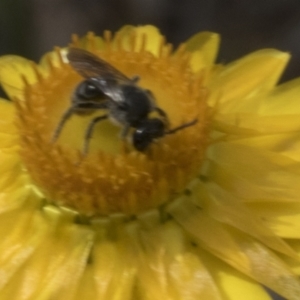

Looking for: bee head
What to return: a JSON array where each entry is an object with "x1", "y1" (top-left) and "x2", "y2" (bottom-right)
[{"x1": 132, "y1": 118, "x2": 165, "y2": 151}]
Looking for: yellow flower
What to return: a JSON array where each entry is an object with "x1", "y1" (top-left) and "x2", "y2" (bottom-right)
[{"x1": 0, "y1": 25, "x2": 300, "y2": 300}]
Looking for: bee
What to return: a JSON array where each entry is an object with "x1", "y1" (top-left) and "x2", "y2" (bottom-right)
[{"x1": 52, "y1": 48, "x2": 197, "y2": 153}]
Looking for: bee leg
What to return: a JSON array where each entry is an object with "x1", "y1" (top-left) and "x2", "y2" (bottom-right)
[
  {"x1": 51, "y1": 107, "x2": 74, "y2": 143},
  {"x1": 83, "y1": 115, "x2": 108, "y2": 155},
  {"x1": 120, "y1": 123, "x2": 130, "y2": 139},
  {"x1": 154, "y1": 107, "x2": 170, "y2": 127},
  {"x1": 131, "y1": 75, "x2": 140, "y2": 84},
  {"x1": 119, "y1": 124, "x2": 131, "y2": 153}
]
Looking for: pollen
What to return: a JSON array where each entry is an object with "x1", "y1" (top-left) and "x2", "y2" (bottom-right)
[{"x1": 16, "y1": 31, "x2": 209, "y2": 216}]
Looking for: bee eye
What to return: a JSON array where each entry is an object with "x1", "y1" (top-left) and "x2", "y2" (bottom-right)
[{"x1": 76, "y1": 80, "x2": 104, "y2": 100}]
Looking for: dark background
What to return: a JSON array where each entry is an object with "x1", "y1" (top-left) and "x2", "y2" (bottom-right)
[
  {"x1": 0, "y1": 1, "x2": 298, "y2": 299},
  {"x1": 1, "y1": 0, "x2": 300, "y2": 83}
]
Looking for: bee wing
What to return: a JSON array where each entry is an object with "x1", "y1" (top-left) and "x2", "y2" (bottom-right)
[
  {"x1": 67, "y1": 48, "x2": 134, "y2": 104},
  {"x1": 67, "y1": 48, "x2": 132, "y2": 83}
]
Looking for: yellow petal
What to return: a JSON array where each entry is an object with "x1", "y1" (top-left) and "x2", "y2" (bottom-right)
[
  {"x1": 222, "y1": 77, "x2": 300, "y2": 115},
  {"x1": 0, "y1": 99, "x2": 14, "y2": 119},
  {"x1": 113, "y1": 25, "x2": 136, "y2": 41},
  {"x1": 38, "y1": 48, "x2": 69, "y2": 75},
  {"x1": 259, "y1": 77, "x2": 300, "y2": 115},
  {"x1": 281, "y1": 240, "x2": 300, "y2": 275},
  {"x1": 4, "y1": 211, "x2": 94, "y2": 300},
  {"x1": 167, "y1": 196, "x2": 249, "y2": 269},
  {"x1": 201, "y1": 182, "x2": 297, "y2": 258},
  {"x1": 92, "y1": 238, "x2": 137, "y2": 300},
  {"x1": 215, "y1": 113, "x2": 300, "y2": 135},
  {"x1": 205, "y1": 159, "x2": 299, "y2": 202},
  {"x1": 74, "y1": 265, "x2": 96, "y2": 300},
  {"x1": 185, "y1": 31, "x2": 220, "y2": 72},
  {"x1": 0, "y1": 99, "x2": 16, "y2": 139},
  {"x1": 116, "y1": 25, "x2": 164, "y2": 55},
  {"x1": 229, "y1": 133, "x2": 300, "y2": 154},
  {"x1": 0, "y1": 200, "x2": 45, "y2": 295},
  {"x1": 209, "y1": 50, "x2": 290, "y2": 108},
  {"x1": 228, "y1": 228, "x2": 300, "y2": 300},
  {"x1": 196, "y1": 247, "x2": 272, "y2": 300},
  {"x1": 169, "y1": 253, "x2": 223, "y2": 300},
  {"x1": 207, "y1": 142, "x2": 300, "y2": 202},
  {"x1": 226, "y1": 133, "x2": 300, "y2": 163},
  {"x1": 0, "y1": 215, "x2": 49, "y2": 300},
  {"x1": 74, "y1": 31, "x2": 105, "y2": 51},
  {"x1": 134, "y1": 25, "x2": 164, "y2": 55},
  {"x1": 0, "y1": 176, "x2": 31, "y2": 214},
  {"x1": 248, "y1": 202, "x2": 300, "y2": 238},
  {"x1": 137, "y1": 222, "x2": 222, "y2": 300},
  {"x1": 137, "y1": 223, "x2": 186, "y2": 299},
  {"x1": 0, "y1": 55, "x2": 38, "y2": 100}
]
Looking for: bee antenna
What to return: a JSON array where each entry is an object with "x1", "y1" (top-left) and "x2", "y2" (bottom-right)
[
  {"x1": 51, "y1": 107, "x2": 74, "y2": 143},
  {"x1": 166, "y1": 118, "x2": 198, "y2": 135}
]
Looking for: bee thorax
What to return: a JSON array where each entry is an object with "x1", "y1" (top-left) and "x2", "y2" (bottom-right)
[{"x1": 120, "y1": 85, "x2": 153, "y2": 126}]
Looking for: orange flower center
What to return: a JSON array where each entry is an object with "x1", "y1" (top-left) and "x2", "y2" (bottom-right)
[{"x1": 17, "y1": 32, "x2": 209, "y2": 217}]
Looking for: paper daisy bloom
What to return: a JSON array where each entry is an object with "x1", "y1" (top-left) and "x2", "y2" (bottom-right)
[{"x1": 0, "y1": 25, "x2": 300, "y2": 300}]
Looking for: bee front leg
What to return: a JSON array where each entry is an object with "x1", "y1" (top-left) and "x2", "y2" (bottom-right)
[
  {"x1": 119, "y1": 123, "x2": 131, "y2": 139},
  {"x1": 51, "y1": 107, "x2": 74, "y2": 143},
  {"x1": 119, "y1": 123, "x2": 131, "y2": 153},
  {"x1": 154, "y1": 107, "x2": 170, "y2": 127},
  {"x1": 83, "y1": 115, "x2": 108, "y2": 155}
]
